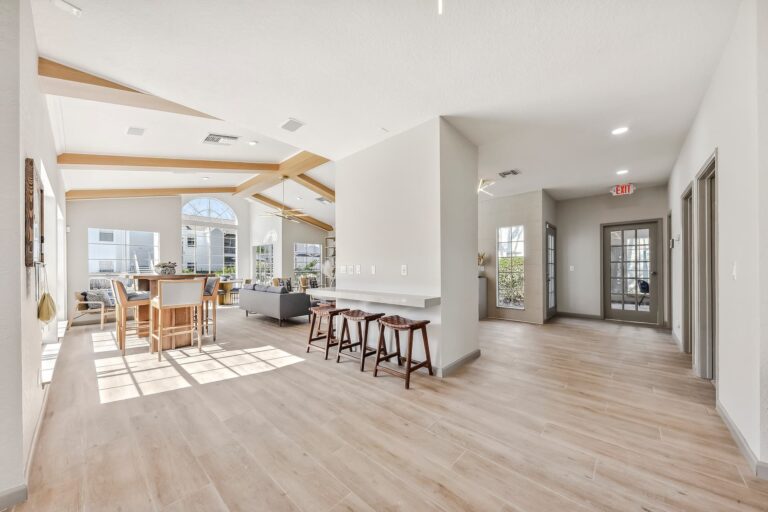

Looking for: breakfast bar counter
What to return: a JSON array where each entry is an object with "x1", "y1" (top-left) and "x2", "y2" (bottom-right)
[{"x1": 309, "y1": 288, "x2": 441, "y2": 308}]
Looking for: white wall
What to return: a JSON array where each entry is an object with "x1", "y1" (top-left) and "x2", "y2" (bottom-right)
[
  {"x1": 335, "y1": 118, "x2": 478, "y2": 371},
  {"x1": 478, "y1": 190, "x2": 545, "y2": 324},
  {"x1": 668, "y1": 0, "x2": 763, "y2": 460},
  {"x1": 0, "y1": 0, "x2": 67, "y2": 504},
  {"x1": 66, "y1": 196, "x2": 182, "y2": 312},
  {"x1": 556, "y1": 186, "x2": 668, "y2": 318},
  {"x1": 439, "y1": 118, "x2": 479, "y2": 366}
]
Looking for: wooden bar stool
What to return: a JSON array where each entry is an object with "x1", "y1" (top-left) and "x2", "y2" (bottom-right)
[
  {"x1": 306, "y1": 305, "x2": 349, "y2": 359},
  {"x1": 202, "y1": 276, "x2": 220, "y2": 341},
  {"x1": 374, "y1": 315, "x2": 434, "y2": 389},
  {"x1": 111, "y1": 280, "x2": 150, "y2": 355},
  {"x1": 150, "y1": 279, "x2": 205, "y2": 361},
  {"x1": 336, "y1": 310, "x2": 385, "y2": 371}
]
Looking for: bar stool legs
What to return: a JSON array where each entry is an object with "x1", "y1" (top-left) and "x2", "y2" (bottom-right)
[
  {"x1": 374, "y1": 316, "x2": 433, "y2": 389},
  {"x1": 336, "y1": 311, "x2": 384, "y2": 371},
  {"x1": 306, "y1": 307, "x2": 349, "y2": 359}
]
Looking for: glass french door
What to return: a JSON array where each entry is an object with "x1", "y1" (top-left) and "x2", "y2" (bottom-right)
[
  {"x1": 545, "y1": 224, "x2": 556, "y2": 319},
  {"x1": 603, "y1": 222, "x2": 659, "y2": 323}
]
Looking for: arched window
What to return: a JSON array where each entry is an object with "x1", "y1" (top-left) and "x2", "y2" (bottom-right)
[
  {"x1": 182, "y1": 197, "x2": 238, "y2": 224},
  {"x1": 181, "y1": 198, "x2": 238, "y2": 275}
]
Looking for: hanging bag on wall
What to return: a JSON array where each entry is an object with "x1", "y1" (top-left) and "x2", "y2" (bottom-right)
[{"x1": 37, "y1": 265, "x2": 57, "y2": 324}]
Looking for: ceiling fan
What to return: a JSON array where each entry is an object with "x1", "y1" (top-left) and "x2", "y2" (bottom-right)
[{"x1": 260, "y1": 176, "x2": 309, "y2": 221}]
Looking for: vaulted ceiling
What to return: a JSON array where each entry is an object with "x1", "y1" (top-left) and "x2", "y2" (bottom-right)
[{"x1": 32, "y1": 0, "x2": 740, "y2": 203}]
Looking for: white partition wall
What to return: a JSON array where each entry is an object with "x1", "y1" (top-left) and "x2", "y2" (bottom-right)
[{"x1": 335, "y1": 118, "x2": 479, "y2": 374}]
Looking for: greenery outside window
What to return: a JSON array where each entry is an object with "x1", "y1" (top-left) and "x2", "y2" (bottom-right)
[
  {"x1": 497, "y1": 225, "x2": 524, "y2": 309},
  {"x1": 253, "y1": 244, "x2": 274, "y2": 284},
  {"x1": 294, "y1": 243, "x2": 322, "y2": 281}
]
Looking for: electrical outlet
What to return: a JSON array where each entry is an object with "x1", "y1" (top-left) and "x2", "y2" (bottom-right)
[
  {"x1": 370, "y1": 265, "x2": 376, "y2": 275},
  {"x1": 401, "y1": 264, "x2": 408, "y2": 276},
  {"x1": 569, "y1": 265, "x2": 575, "y2": 272}
]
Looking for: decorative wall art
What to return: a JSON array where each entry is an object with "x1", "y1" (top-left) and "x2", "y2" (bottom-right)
[{"x1": 24, "y1": 157, "x2": 44, "y2": 267}]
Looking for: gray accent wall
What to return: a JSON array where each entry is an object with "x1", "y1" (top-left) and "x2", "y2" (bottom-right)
[{"x1": 555, "y1": 186, "x2": 669, "y2": 318}]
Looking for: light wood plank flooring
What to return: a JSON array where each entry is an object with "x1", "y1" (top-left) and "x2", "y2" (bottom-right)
[{"x1": 15, "y1": 309, "x2": 768, "y2": 511}]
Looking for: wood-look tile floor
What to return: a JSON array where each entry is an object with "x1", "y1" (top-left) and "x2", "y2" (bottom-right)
[{"x1": 15, "y1": 309, "x2": 768, "y2": 512}]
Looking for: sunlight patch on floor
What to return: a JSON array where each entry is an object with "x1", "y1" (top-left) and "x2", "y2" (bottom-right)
[{"x1": 91, "y1": 331, "x2": 304, "y2": 403}]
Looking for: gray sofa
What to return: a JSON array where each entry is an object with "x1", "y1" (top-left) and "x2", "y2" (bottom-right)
[{"x1": 239, "y1": 284, "x2": 312, "y2": 326}]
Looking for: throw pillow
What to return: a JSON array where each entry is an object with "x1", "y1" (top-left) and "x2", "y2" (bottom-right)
[{"x1": 86, "y1": 289, "x2": 114, "y2": 309}]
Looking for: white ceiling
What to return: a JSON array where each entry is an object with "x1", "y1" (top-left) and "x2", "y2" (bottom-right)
[
  {"x1": 257, "y1": 178, "x2": 336, "y2": 226},
  {"x1": 33, "y1": 0, "x2": 739, "y2": 202}
]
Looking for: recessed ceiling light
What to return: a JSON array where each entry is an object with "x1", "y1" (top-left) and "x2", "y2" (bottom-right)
[
  {"x1": 51, "y1": 0, "x2": 82, "y2": 17},
  {"x1": 202, "y1": 176, "x2": 210, "y2": 181},
  {"x1": 611, "y1": 126, "x2": 629, "y2": 135},
  {"x1": 616, "y1": 169, "x2": 629, "y2": 175},
  {"x1": 296, "y1": 196, "x2": 303, "y2": 200},
  {"x1": 248, "y1": 140, "x2": 259, "y2": 146}
]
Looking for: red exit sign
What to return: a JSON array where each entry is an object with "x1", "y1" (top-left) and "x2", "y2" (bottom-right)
[{"x1": 611, "y1": 183, "x2": 636, "y2": 196}]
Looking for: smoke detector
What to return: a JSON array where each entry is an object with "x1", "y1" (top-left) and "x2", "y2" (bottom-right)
[
  {"x1": 126, "y1": 126, "x2": 144, "y2": 136},
  {"x1": 281, "y1": 118, "x2": 305, "y2": 132},
  {"x1": 203, "y1": 133, "x2": 240, "y2": 145},
  {"x1": 499, "y1": 169, "x2": 521, "y2": 178}
]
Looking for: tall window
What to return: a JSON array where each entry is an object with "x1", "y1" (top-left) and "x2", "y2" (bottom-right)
[
  {"x1": 88, "y1": 228, "x2": 159, "y2": 275},
  {"x1": 253, "y1": 244, "x2": 274, "y2": 284},
  {"x1": 294, "y1": 243, "x2": 322, "y2": 281},
  {"x1": 497, "y1": 226, "x2": 524, "y2": 309},
  {"x1": 181, "y1": 198, "x2": 238, "y2": 275}
]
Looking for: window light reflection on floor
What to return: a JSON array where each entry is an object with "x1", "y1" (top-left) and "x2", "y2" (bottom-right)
[{"x1": 91, "y1": 332, "x2": 304, "y2": 404}]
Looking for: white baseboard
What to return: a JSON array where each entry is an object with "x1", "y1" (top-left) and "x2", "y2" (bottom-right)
[
  {"x1": 438, "y1": 349, "x2": 481, "y2": 377},
  {"x1": 716, "y1": 400, "x2": 768, "y2": 480},
  {"x1": 671, "y1": 329, "x2": 684, "y2": 352},
  {"x1": 0, "y1": 483, "x2": 27, "y2": 510}
]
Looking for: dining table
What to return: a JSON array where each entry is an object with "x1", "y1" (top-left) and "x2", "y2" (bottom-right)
[{"x1": 130, "y1": 273, "x2": 212, "y2": 352}]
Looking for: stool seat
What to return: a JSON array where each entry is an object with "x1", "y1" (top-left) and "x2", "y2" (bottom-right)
[
  {"x1": 341, "y1": 309, "x2": 382, "y2": 321},
  {"x1": 310, "y1": 306, "x2": 346, "y2": 316},
  {"x1": 380, "y1": 315, "x2": 429, "y2": 330}
]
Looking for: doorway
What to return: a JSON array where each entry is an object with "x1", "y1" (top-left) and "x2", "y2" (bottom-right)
[
  {"x1": 681, "y1": 185, "x2": 693, "y2": 354},
  {"x1": 694, "y1": 155, "x2": 717, "y2": 381},
  {"x1": 602, "y1": 220, "x2": 662, "y2": 324},
  {"x1": 545, "y1": 223, "x2": 556, "y2": 320}
]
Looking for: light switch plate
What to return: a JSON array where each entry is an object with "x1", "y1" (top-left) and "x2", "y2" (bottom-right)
[
  {"x1": 355, "y1": 264, "x2": 361, "y2": 275},
  {"x1": 370, "y1": 265, "x2": 376, "y2": 275},
  {"x1": 401, "y1": 264, "x2": 408, "y2": 276},
  {"x1": 569, "y1": 265, "x2": 575, "y2": 272},
  {"x1": 347, "y1": 265, "x2": 354, "y2": 275},
  {"x1": 339, "y1": 265, "x2": 347, "y2": 274}
]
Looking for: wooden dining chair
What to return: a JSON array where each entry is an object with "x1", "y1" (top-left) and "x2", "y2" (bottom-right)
[
  {"x1": 149, "y1": 279, "x2": 205, "y2": 361},
  {"x1": 111, "y1": 280, "x2": 150, "y2": 355}
]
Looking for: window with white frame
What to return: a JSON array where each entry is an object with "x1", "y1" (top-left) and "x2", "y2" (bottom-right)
[
  {"x1": 253, "y1": 244, "x2": 274, "y2": 284},
  {"x1": 293, "y1": 243, "x2": 322, "y2": 281},
  {"x1": 87, "y1": 228, "x2": 159, "y2": 275},
  {"x1": 181, "y1": 198, "x2": 238, "y2": 275},
  {"x1": 497, "y1": 225, "x2": 525, "y2": 309}
]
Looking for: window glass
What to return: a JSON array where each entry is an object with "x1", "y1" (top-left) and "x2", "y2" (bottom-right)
[{"x1": 497, "y1": 226, "x2": 524, "y2": 309}]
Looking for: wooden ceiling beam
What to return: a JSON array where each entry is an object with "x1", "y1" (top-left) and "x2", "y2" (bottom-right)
[
  {"x1": 251, "y1": 193, "x2": 334, "y2": 232},
  {"x1": 58, "y1": 153, "x2": 279, "y2": 172},
  {"x1": 291, "y1": 173, "x2": 335, "y2": 202},
  {"x1": 66, "y1": 187, "x2": 236, "y2": 200},
  {"x1": 39, "y1": 57, "x2": 216, "y2": 119},
  {"x1": 234, "y1": 150, "x2": 331, "y2": 197}
]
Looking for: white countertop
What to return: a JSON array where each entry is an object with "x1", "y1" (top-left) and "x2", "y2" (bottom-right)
[{"x1": 309, "y1": 288, "x2": 441, "y2": 308}]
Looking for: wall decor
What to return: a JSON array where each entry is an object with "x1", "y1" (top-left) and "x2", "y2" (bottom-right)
[{"x1": 24, "y1": 158, "x2": 44, "y2": 267}]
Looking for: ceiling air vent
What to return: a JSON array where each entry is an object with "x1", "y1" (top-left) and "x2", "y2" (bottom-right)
[
  {"x1": 203, "y1": 133, "x2": 240, "y2": 145},
  {"x1": 499, "y1": 169, "x2": 521, "y2": 178},
  {"x1": 281, "y1": 118, "x2": 305, "y2": 132}
]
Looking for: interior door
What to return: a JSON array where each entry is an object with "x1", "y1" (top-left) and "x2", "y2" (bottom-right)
[
  {"x1": 545, "y1": 224, "x2": 557, "y2": 319},
  {"x1": 603, "y1": 222, "x2": 660, "y2": 324}
]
